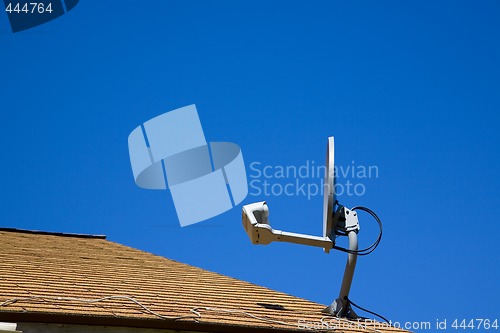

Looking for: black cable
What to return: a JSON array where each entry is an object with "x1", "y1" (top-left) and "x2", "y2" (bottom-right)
[
  {"x1": 332, "y1": 206, "x2": 383, "y2": 256},
  {"x1": 347, "y1": 297, "x2": 391, "y2": 325}
]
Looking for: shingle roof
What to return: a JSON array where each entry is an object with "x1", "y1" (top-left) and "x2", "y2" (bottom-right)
[{"x1": 0, "y1": 228, "x2": 409, "y2": 333}]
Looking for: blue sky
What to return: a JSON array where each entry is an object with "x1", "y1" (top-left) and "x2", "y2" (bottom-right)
[{"x1": 1, "y1": 0, "x2": 499, "y2": 329}]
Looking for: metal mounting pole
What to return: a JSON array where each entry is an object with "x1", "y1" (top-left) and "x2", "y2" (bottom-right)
[
  {"x1": 339, "y1": 231, "x2": 358, "y2": 317},
  {"x1": 322, "y1": 230, "x2": 358, "y2": 318}
]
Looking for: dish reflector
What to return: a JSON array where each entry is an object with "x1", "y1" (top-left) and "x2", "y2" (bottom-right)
[{"x1": 323, "y1": 136, "x2": 335, "y2": 251}]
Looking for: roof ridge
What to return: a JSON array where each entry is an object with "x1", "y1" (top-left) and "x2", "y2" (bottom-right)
[{"x1": 0, "y1": 227, "x2": 106, "y2": 239}]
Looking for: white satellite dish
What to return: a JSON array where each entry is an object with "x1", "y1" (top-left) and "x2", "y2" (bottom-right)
[
  {"x1": 242, "y1": 136, "x2": 382, "y2": 319},
  {"x1": 323, "y1": 136, "x2": 335, "y2": 253}
]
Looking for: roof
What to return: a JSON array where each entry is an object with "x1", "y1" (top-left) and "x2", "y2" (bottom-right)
[{"x1": 0, "y1": 228, "x2": 409, "y2": 333}]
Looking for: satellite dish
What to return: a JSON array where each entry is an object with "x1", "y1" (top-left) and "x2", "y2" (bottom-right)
[
  {"x1": 323, "y1": 136, "x2": 335, "y2": 253},
  {"x1": 241, "y1": 136, "x2": 383, "y2": 319}
]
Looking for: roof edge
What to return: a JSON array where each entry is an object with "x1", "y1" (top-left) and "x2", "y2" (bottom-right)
[
  {"x1": 0, "y1": 312, "x2": 309, "y2": 333},
  {"x1": 0, "y1": 228, "x2": 106, "y2": 239}
]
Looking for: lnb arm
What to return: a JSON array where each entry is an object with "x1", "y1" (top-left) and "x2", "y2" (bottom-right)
[{"x1": 242, "y1": 202, "x2": 334, "y2": 251}]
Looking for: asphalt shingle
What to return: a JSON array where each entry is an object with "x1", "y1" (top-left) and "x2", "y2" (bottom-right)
[{"x1": 0, "y1": 229, "x2": 410, "y2": 333}]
